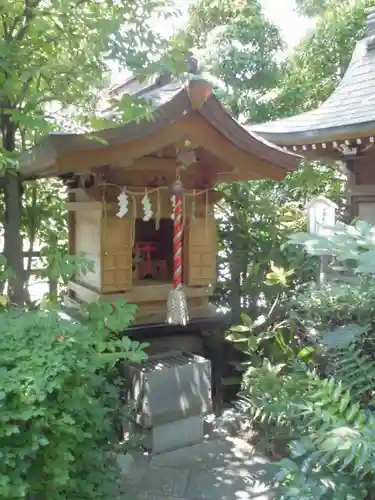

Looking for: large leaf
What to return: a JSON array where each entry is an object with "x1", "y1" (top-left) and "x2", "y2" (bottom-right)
[
  {"x1": 319, "y1": 325, "x2": 369, "y2": 349},
  {"x1": 356, "y1": 250, "x2": 375, "y2": 274},
  {"x1": 289, "y1": 232, "x2": 335, "y2": 256}
]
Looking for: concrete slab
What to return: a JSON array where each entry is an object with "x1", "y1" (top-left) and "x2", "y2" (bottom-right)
[
  {"x1": 134, "y1": 465, "x2": 190, "y2": 497},
  {"x1": 120, "y1": 435, "x2": 275, "y2": 500},
  {"x1": 118, "y1": 451, "x2": 150, "y2": 485},
  {"x1": 186, "y1": 463, "x2": 274, "y2": 500},
  {"x1": 150, "y1": 436, "x2": 262, "y2": 471}
]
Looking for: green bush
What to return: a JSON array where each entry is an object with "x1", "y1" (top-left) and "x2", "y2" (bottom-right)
[
  {"x1": 236, "y1": 221, "x2": 375, "y2": 500},
  {"x1": 290, "y1": 278, "x2": 375, "y2": 331},
  {"x1": 0, "y1": 298, "x2": 147, "y2": 500}
]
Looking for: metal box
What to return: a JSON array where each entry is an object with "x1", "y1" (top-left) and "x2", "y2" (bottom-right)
[{"x1": 124, "y1": 351, "x2": 212, "y2": 429}]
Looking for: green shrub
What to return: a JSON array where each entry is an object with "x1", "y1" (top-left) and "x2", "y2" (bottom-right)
[
  {"x1": 0, "y1": 299, "x2": 147, "y2": 500},
  {"x1": 236, "y1": 221, "x2": 375, "y2": 500}
]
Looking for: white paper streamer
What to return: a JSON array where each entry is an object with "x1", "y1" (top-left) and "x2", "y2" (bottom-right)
[
  {"x1": 116, "y1": 189, "x2": 129, "y2": 218},
  {"x1": 142, "y1": 189, "x2": 153, "y2": 221}
]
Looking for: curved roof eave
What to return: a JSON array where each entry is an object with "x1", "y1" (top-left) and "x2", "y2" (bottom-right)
[
  {"x1": 249, "y1": 119, "x2": 375, "y2": 147},
  {"x1": 251, "y1": 39, "x2": 375, "y2": 146},
  {"x1": 19, "y1": 81, "x2": 187, "y2": 178},
  {"x1": 19, "y1": 79, "x2": 299, "y2": 179},
  {"x1": 199, "y1": 96, "x2": 300, "y2": 171}
]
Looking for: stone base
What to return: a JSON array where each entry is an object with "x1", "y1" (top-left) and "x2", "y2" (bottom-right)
[{"x1": 124, "y1": 415, "x2": 204, "y2": 454}]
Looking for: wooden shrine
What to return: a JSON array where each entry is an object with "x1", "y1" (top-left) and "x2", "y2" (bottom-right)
[
  {"x1": 64, "y1": 180, "x2": 222, "y2": 323},
  {"x1": 20, "y1": 75, "x2": 298, "y2": 325},
  {"x1": 252, "y1": 7, "x2": 375, "y2": 225}
]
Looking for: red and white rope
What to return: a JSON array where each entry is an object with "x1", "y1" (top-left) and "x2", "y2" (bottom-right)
[{"x1": 172, "y1": 194, "x2": 183, "y2": 290}]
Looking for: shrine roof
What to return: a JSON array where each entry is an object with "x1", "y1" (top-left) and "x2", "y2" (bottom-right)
[
  {"x1": 250, "y1": 8, "x2": 375, "y2": 147},
  {"x1": 19, "y1": 77, "x2": 299, "y2": 181}
]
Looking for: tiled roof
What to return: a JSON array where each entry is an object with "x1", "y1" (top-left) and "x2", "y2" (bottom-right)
[
  {"x1": 19, "y1": 78, "x2": 299, "y2": 179},
  {"x1": 251, "y1": 18, "x2": 375, "y2": 145}
]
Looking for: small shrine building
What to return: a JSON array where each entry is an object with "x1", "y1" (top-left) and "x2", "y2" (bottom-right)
[
  {"x1": 252, "y1": 7, "x2": 375, "y2": 225},
  {"x1": 19, "y1": 72, "x2": 300, "y2": 410},
  {"x1": 20, "y1": 74, "x2": 298, "y2": 326}
]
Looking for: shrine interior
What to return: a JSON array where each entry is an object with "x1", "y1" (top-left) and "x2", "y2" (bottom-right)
[{"x1": 133, "y1": 218, "x2": 174, "y2": 284}]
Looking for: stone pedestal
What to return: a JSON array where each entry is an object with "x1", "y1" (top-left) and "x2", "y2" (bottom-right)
[
  {"x1": 124, "y1": 351, "x2": 212, "y2": 453},
  {"x1": 142, "y1": 415, "x2": 204, "y2": 454}
]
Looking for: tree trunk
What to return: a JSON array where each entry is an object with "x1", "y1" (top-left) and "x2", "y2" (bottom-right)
[
  {"x1": 2, "y1": 117, "x2": 25, "y2": 307},
  {"x1": 4, "y1": 170, "x2": 25, "y2": 306},
  {"x1": 230, "y1": 223, "x2": 243, "y2": 325}
]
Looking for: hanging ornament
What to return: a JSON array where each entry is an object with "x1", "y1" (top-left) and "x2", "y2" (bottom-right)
[
  {"x1": 141, "y1": 189, "x2": 153, "y2": 221},
  {"x1": 167, "y1": 175, "x2": 189, "y2": 326},
  {"x1": 116, "y1": 188, "x2": 129, "y2": 218},
  {"x1": 177, "y1": 143, "x2": 196, "y2": 167}
]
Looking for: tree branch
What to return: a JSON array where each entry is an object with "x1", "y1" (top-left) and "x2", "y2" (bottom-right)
[
  {"x1": 1, "y1": 14, "x2": 10, "y2": 41},
  {"x1": 12, "y1": 0, "x2": 43, "y2": 42},
  {"x1": 15, "y1": 76, "x2": 34, "y2": 109}
]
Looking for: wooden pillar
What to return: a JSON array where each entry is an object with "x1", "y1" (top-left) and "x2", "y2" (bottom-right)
[{"x1": 346, "y1": 156, "x2": 375, "y2": 224}]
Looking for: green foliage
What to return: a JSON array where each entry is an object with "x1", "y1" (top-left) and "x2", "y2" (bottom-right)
[
  {"x1": 183, "y1": 0, "x2": 282, "y2": 120},
  {"x1": 274, "y1": 375, "x2": 375, "y2": 499},
  {"x1": 0, "y1": 0, "x2": 181, "y2": 142},
  {"x1": 0, "y1": 254, "x2": 14, "y2": 282},
  {"x1": 181, "y1": 0, "x2": 349, "y2": 330},
  {"x1": 183, "y1": 3, "x2": 375, "y2": 494},
  {"x1": 0, "y1": 297, "x2": 146, "y2": 500},
  {"x1": 216, "y1": 181, "x2": 303, "y2": 319},
  {"x1": 0, "y1": 237, "x2": 147, "y2": 499},
  {"x1": 295, "y1": 0, "x2": 328, "y2": 17},
  {"x1": 290, "y1": 220, "x2": 375, "y2": 274},
  {"x1": 215, "y1": 163, "x2": 343, "y2": 322},
  {"x1": 181, "y1": 0, "x2": 346, "y2": 321},
  {"x1": 84, "y1": 298, "x2": 138, "y2": 339},
  {"x1": 22, "y1": 180, "x2": 67, "y2": 244},
  {"x1": 39, "y1": 245, "x2": 94, "y2": 287},
  {"x1": 290, "y1": 279, "x2": 375, "y2": 331},
  {"x1": 234, "y1": 220, "x2": 375, "y2": 499},
  {"x1": 0, "y1": 0, "x2": 185, "y2": 306},
  {"x1": 273, "y1": 0, "x2": 375, "y2": 117}
]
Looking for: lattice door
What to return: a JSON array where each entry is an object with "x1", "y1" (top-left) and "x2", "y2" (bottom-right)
[
  {"x1": 184, "y1": 216, "x2": 217, "y2": 286},
  {"x1": 101, "y1": 216, "x2": 133, "y2": 292}
]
